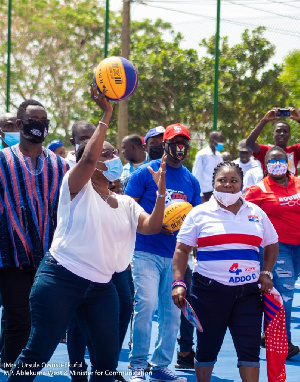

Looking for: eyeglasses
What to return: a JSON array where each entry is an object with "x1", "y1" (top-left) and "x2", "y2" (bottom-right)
[
  {"x1": 101, "y1": 148, "x2": 119, "y2": 159},
  {"x1": 267, "y1": 159, "x2": 287, "y2": 164},
  {"x1": 18, "y1": 118, "x2": 50, "y2": 124}
]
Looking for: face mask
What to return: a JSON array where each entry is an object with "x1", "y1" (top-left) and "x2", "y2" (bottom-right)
[
  {"x1": 149, "y1": 145, "x2": 164, "y2": 160},
  {"x1": 215, "y1": 142, "x2": 224, "y2": 152},
  {"x1": 213, "y1": 190, "x2": 242, "y2": 207},
  {"x1": 21, "y1": 119, "x2": 49, "y2": 143},
  {"x1": 267, "y1": 162, "x2": 288, "y2": 176},
  {"x1": 3, "y1": 132, "x2": 20, "y2": 146},
  {"x1": 165, "y1": 142, "x2": 189, "y2": 161},
  {"x1": 98, "y1": 157, "x2": 123, "y2": 181},
  {"x1": 75, "y1": 143, "x2": 80, "y2": 151}
]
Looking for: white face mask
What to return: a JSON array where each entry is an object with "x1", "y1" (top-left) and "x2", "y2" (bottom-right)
[{"x1": 213, "y1": 190, "x2": 242, "y2": 207}]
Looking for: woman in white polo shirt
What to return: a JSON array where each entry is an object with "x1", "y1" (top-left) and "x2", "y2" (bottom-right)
[
  {"x1": 172, "y1": 161, "x2": 279, "y2": 382},
  {"x1": 8, "y1": 87, "x2": 167, "y2": 381}
]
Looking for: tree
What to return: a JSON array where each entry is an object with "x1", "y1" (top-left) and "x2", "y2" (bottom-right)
[
  {"x1": 280, "y1": 50, "x2": 300, "y2": 143},
  {"x1": 197, "y1": 27, "x2": 289, "y2": 158},
  {"x1": 0, "y1": 3, "x2": 291, "y2": 156},
  {"x1": 0, "y1": 0, "x2": 120, "y2": 144}
]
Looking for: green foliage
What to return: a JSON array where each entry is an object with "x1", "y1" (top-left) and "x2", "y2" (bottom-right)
[
  {"x1": 198, "y1": 27, "x2": 289, "y2": 158},
  {"x1": 279, "y1": 50, "x2": 300, "y2": 144},
  {"x1": 0, "y1": 3, "x2": 291, "y2": 156}
]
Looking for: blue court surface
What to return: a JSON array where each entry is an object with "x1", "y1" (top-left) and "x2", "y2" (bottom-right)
[{"x1": 0, "y1": 283, "x2": 299, "y2": 381}]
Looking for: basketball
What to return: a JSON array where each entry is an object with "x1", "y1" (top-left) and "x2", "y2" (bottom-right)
[
  {"x1": 163, "y1": 201, "x2": 193, "y2": 232},
  {"x1": 94, "y1": 56, "x2": 138, "y2": 101}
]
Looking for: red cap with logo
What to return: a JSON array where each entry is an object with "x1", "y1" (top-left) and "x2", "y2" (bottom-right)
[{"x1": 163, "y1": 123, "x2": 190, "y2": 141}]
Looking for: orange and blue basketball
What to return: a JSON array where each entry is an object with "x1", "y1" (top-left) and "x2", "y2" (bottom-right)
[
  {"x1": 163, "y1": 201, "x2": 193, "y2": 232},
  {"x1": 94, "y1": 56, "x2": 138, "y2": 101}
]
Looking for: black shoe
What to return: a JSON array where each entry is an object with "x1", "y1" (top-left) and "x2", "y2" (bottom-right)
[
  {"x1": 287, "y1": 341, "x2": 299, "y2": 359},
  {"x1": 175, "y1": 350, "x2": 195, "y2": 370},
  {"x1": 115, "y1": 371, "x2": 126, "y2": 382},
  {"x1": 128, "y1": 363, "x2": 151, "y2": 373}
]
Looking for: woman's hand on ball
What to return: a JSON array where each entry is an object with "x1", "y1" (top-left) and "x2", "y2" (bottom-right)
[
  {"x1": 90, "y1": 83, "x2": 113, "y2": 114},
  {"x1": 160, "y1": 224, "x2": 174, "y2": 236}
]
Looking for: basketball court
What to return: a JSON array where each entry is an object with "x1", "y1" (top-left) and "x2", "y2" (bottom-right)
[{"x1": 0, "y1": 281, "x2": 299, "y2": 381}]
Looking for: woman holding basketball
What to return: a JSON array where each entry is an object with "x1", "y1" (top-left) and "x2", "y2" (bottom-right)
[
  {"x1": 244, "y1": 146, "x2": 300, "y2": 359},
  {"x1": 8, "y1": 86, "x2": 167, "y2": 381},
  {"x1": 172, "y1": 161, "x2": 278, "y2": 382}
]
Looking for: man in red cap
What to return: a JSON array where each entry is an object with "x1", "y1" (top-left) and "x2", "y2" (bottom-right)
[{"x1": 125, "y1": 123, "x2": 201, "y2": 382}]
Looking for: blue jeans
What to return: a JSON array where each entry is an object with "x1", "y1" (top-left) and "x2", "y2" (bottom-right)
[
  {"x1": 67, "y1": 315, "x2": 88, "y2": 380},
  {"x1": 177, "y1": 264, "x2": 194, "y2": 353},
  {"x1": 67, "y1": 268, "x2": 133, "y2": 379},
  {"x1": 272, "y1": 242, "x2": 300, "y2": 342},
  {"x1": 8, "y1": 253, "x2": 119, "y2": 381},
  {"x1": 129, "y1": 251, "x2": 181, "y2": 371}
]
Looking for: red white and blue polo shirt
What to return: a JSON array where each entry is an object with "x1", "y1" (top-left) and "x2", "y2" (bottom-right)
[{"x1": 177, "y1": 197, "x2": 278, "y2": 286}]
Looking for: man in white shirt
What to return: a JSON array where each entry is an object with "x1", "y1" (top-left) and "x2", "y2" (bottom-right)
[
  {"x1": 233, "y1": 139, "x2": 262, "y2": 192},
  {"x1": 192, "y1": 131, "x2": 224, "y2": 202},
  {"x1": 243, "y1": 166, "x2": 263, "y2": 192},
  {"x1": 233, "y1": 139, "x2": 261, "y2": 175}
]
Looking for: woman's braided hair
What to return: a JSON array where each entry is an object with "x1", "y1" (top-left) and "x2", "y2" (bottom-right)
[
  {"x1": 212, "y1": 161, "x2": 244, "y2": 185},
  {"x1": 263, "y1": 146, "x2": 291, "y2": 178}
]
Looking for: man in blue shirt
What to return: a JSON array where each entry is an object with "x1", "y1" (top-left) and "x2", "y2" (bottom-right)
[{"x1": 125, "y1": 124, "x2": 201, "y2": 382}]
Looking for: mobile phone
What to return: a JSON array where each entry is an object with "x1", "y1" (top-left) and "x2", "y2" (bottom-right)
[{"x1": 278, "y1": 109, "x2": 291, "y2": 117}]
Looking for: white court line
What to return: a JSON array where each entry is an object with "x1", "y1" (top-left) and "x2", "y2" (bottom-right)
[{"x1": 295, "y1": 283, "x2": 300, "y2": 287}]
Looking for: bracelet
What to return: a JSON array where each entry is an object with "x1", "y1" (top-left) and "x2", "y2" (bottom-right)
[
  {"x1": 98, "y1": 121, "x2": 108, "y2": 127},
  {"x1": 156, "y1": 191, "x2": 167, "y2": 198},
  {"x1": 172, "y1": 279, "x2": 187, "y2": 291},
  {"x1": 260, "y1": 271, "x2": 273, "y2": 280}
]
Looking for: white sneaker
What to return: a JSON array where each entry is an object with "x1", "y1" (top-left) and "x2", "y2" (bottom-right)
[{"x1": 129, "y1": 367, "x2": 146, "y2": 382}]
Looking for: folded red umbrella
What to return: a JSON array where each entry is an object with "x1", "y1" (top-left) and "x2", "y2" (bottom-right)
[{"x1": 264, "y1": 288, "x2": 288, "y2": 382}]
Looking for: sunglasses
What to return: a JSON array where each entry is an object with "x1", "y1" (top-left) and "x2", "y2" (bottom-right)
[
  {"x1": 101, "y1": 148, "x2": 119, "y2": 160},
  {"x1": 267, "y1": 159, "x2": 287, "y2": 164},
  {"x1": 18, "y1": 118, "x2": 50, "y2": 124}
]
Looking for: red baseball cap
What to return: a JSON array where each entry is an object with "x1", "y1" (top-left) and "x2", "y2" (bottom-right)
[{"x1": 163, "y1": 123, "x2": 190, "y2": 141}]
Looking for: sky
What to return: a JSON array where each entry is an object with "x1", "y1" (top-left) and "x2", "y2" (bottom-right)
[{"x1": 108, "y1": 0, "x2": 300, "y2": 65}]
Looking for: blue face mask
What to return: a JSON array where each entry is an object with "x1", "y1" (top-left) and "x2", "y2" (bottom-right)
[
  {"x1": 215, "y1": 142, "x2": 224, "y2": 152},
  {"x1": 3, "y1": 132, "x2": 20, "y2": 146},
  {"x1": 101, "y1": 157, "x2": 123, "y2": 181}
]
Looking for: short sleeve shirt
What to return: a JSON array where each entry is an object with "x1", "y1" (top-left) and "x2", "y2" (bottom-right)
[
  {"x1": 125, "y1": 159, "x2": 201, "y2": 258},
  {"x1": 244, "y1": 175, "x2": 300, "y2": 245},
  {"x1": 0, "y1": 145, "x2": 68, "y2": 268},
  {"x1": 254, "y1": 143, "x2": 300, "y2": 175},
  {"x1": 177, "y1": 197, "x2": 278, "y2": 285},
  {"x1": 51, "y1": 171, "x2": 144, "y2": 282}
]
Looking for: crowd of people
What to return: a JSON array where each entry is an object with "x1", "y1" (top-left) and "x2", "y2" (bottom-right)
[{"x1": 0, "y1": 99, "x2": 299, "y2": 382}]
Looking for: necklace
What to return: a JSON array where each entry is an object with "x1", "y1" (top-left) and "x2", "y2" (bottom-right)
[
  {"x1": 12, "y1": 145, "x2": 48, "y2": 176},
  {"x1": 91, "y1": 181, "x2": 111, "y2": 203}
]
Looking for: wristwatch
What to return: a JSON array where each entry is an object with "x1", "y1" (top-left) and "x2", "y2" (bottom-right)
[{"x1": 260, "y1": 271, "x2": 273, "y2": 280}]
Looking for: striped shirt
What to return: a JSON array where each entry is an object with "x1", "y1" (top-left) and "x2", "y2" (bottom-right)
[
  {"x1": 177, "y1": 196, "x2": 278, "y2": 285},
  {"x1": 0, "y1": 144, "x2": 68, "y2": 269}
]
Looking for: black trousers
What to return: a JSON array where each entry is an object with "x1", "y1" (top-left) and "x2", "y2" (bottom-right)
[{"x1": 0, "y1": 267, "x2": 36, "y2": 369}]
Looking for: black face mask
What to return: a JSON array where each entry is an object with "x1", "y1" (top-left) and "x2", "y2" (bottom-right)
[
  {"x1": 21, "y1": 119, "x2": 49, "y2": 143},
  {"x1": 149, "y1": 145, "x2": 164, "y2": 160},
  {"x1": 165, "y1": 142, "x2": 189, "y2": 161}
]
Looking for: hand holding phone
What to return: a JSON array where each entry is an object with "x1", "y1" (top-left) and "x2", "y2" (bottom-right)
[{"x1": 278, "y1": 108, "x2": 291, "y2": 117}]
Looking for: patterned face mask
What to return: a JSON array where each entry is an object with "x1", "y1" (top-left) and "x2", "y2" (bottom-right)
[
  {"x1": 267, "y1": 162, "x2": 288, "y2": 176},
  {"x1": 165, "y1": 142, "x2": 189, "y2": 161}
]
